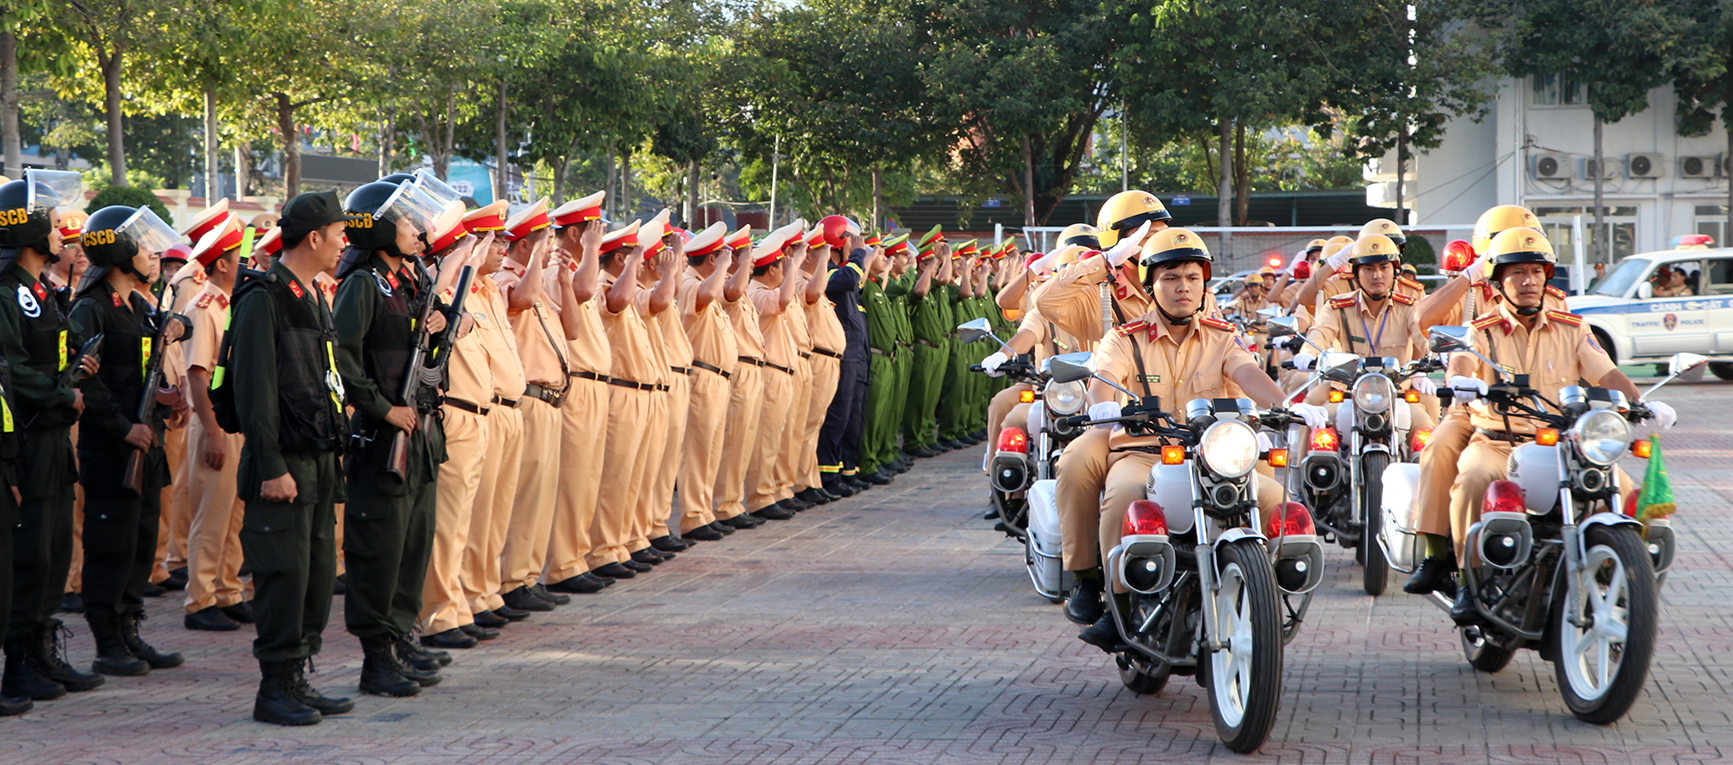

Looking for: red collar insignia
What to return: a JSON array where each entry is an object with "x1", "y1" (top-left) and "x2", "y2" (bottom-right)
[
  {"x1": 385, "y1": 271, "x2": 400, "y2": 290},
  {"x1": 289, "y1": 280, "x2": 305, "y2": 299},
  {"x1": 111, "y1": 292, "x2": 123, "y2": 307},
  {"x1": 32, "y1": 282, "x2": 47, "y2": 300}
]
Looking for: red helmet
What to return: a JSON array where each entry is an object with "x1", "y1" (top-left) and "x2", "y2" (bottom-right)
[{"x1": 819, "y1": 215, "x2": 859, "y2": 248}]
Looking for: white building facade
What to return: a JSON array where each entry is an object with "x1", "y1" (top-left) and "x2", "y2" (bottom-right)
[{"x1": 1372, "y1": 74, "x2": 1731, "y2": 260}]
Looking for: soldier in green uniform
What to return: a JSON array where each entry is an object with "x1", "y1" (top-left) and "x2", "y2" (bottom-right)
[
  {"x1": 856, "y1": 234, "x2": 905, "y2": 478},
  {"x1": 882, "y1": 246, "x2": 917, "y2": 468},
  {"x1": 332, "y1": 180, "x2": 452, "y2": 698},
  {"x1": 0, "y1": 171, "x2": 104, "y2": 706},
  {"x1": 222, "y1": 190, "x2": 356, "y2": 725},
  {"x1": 901, "y1": 230, "x2": 948, "y2": 457},
  {"x1": 934, "y1": 247, "x2": 971, "y2": 450}
]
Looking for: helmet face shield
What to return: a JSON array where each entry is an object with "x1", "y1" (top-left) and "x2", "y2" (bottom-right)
[
  {"x1": 26, "y1": 169, "x2": 83, "y2": 214},
  {"x1": 376, "y1": 181, "x2": 444, "y2": 236},
  {"x1": 117, "y1": 206, "x2": 179, "y2": 256},
  {"x1": 413, "y1": 170, "x2": 466, "y2": 209}
]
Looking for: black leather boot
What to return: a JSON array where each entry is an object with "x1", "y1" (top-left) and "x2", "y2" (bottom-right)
[
  {"x1": 85, "y1": 611, "x2": 148, "y2": 677},
  {"x1": 358, "y1": 636, "x2": 420, "y2": 697},
  {"x1": 0, "y1": 694, "x2": 29, "y2": 716},
  {"x1": 1403, "y1": 557, "x2": 1456, "y2": 596},
  {"x1": 36, "y1": 620, "x2": 103, "y2": 692},
  {"x1": 287, "y1": 658, "x2": 353, "y2": 715},
  {"x1": 253, "y1": 660, "x2": 322, "y2": 726},
  {"x1": 398, "y1": 635, "x2": 450, "y2": 671},
  {"x1": 119, "y1": 612, "x2": 183, "y2": 669},
  {"x1": 2, "y1": 635, "x2": 65, "y2": 700},
  {"x1": 1064, "y1": 576, "x2": 1104, "y2": 626}
]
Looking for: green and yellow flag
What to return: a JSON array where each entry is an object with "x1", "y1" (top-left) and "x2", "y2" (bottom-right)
[{"x1": 1636, "y1": 435, "x2": 1674, "y2": 524}]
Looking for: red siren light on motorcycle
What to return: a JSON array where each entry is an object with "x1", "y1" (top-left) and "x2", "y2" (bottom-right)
[
  {"x1": 1265, "y1": 502, "x2": 1315, "y2": 537},
  {"x1": 1122, "y1": 500, "x2": 1169, "y2": 537},
  {"x1": 1484, "y1": 480, "x2": 1527, "y2": 515},
  {"x1": 1310, "y1": 427, "x2": 1339, "y2": 452},
  {"x1": 1266, "y1": 255, "x2": 1283, "y2": 269},
  {"x1": 1411, "y1": 428, "x2": 1432, "y2": 452},
  {"x1": 1442, "y1": 239, "x2": 1475, "y2": 272},
  {"x1": 995, "y1": 427, "x2": 1029, "y2": 454},
  {"x1": 1622, "y1": 487, "x2": 1639, "y2": 517}
]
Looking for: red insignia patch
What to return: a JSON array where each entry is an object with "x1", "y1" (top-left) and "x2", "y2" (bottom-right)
[
  {"x1": 386, "y1": 271, "x2": 400, "y2": 290},
  {"x1": 289, "y1": 280, "x2": 305, "y2": 299},
  {"x1": 32, "y1": 282, "x2": 47, "y2": 300},
  {"x1": 111, "y1": 293, "x2": 123, "y2": 307}
]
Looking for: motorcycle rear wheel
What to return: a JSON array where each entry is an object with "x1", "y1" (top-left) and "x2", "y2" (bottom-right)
[
  {"x1": 1361, "y1": 452, "x2": 1390, "y2": 596},
  {"x1": 1207, "y1": 540, "x2": 1284, "y2": 754},
  {"x1": 1117, "y1": 654, "x2": 1170, "y2": 695},
  {"x1": 1460, "y1": 624, "x2": 1515, "y2": 673}
]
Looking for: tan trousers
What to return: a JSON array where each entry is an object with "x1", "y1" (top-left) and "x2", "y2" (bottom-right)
[
  {"x1": 66, "y1": 426, "x2": 82, "y2": 593},
  {"x1": 627, "y1": 387, "x2": 671, "y2": 552},
  {"x1": 421, "y1": 406, "x2": 486, "y2": 634},
  {"x1": 747, "y1": 367, "x2": 794, "y2": 511},
  {"x1": 778, "y1": 358, "x2": 814, "y2": 496},
  {"x1": 463, "y1": 404, "x2": 523, "y2": 614},
  {"x1": 714, "y1": 364, "x2": 764, "y2": 520},
  {"x1": 678, "y1": 369, "x2": 732, "y2": 533},
  {"x1": 180, "y1": 416, "x2": 247, "y2": 613},
  {"x1": 1056, "y1": 427, "x2": 1110, "y2": 571},
  {"x1": 646, "y1": 373, "x2": 690, "y2": 543},
  {"x1": 1444, "y1": 433, "x2": 1632, "y2": 560},
  {"x1": 154, "y1": 424, "x2": 189, "y2": 583},
  {"x1": 987, "y1": 384, "x2": 1033, "y2": 451},
  {"x1": 543, "y1": 378, "x2": 609, "y2": 583},
  {"x1": 500, "y1": 394, "x2": 563, "y2": 594},
  {"x1": 1412, "y1": 406, "x2": 1473, "y2": 539},
  {"x1": 589, "y1": 387, "x2": 653, "y2": 568},
  {"x1": 802, "y1": 354, "x2": 840, "y2": 484},
  {"x1": 1100, "y1": 451, "x2": 1282, "y2": 592}
]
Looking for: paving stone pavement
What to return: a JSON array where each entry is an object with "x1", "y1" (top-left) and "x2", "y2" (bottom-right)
[{"x1": 3, "y1": 375, "x2": 1730, "y2": 764}]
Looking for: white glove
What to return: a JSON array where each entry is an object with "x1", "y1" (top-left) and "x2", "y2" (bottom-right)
[
  {"x1": 1088, "y1": 401, "x2": 1122, "y2": 430},
  {"x1": 1643, "y1": 400, "x2": 1676, "y2": 431},
  {"x1": 1465, "y1": 255, "x2": 1486, "y2": 284},
  {"x1": 1029, "y1": 250, "x2": 1058, "y2": 276},
  {"x1": 1103, "y1": 221, "x2": 1152, "y2": 266},
  {"x1": 1291, "y1": 403, "x2": 1330, "y2": 430},
  {"x1": 1286, "y1": 249, "x2": 1308, "y2": 273},
  {"x1": 1448, "y1": 375, "x2": 1487, "y2": 403},
  {"x1": 1256, "y1": 431, "x2": 1274, "y2": 453},
  {"x1": 1409, "y1": 376, "x2": 1437, "y2": 397},
  {"x1": 1292, "y1": 353, "x2": 1315, "y2": 371},
  {"x1": 981, "y1": 351, "x2": 1009, "y2": 377},
  {"x1": 1326, "y1": 244, "x2": 1352, "y2": 270}
]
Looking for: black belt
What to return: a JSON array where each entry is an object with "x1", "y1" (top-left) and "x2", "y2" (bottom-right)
[
  {"x1": 568, "y1": 370, "x2": 609, "y2": 384},
  {"x1": 655, "y1": 383, "x2": 671, "y2": 392},
  {"x1": 738, "y1": 356, "x2": 766, "y2": 367},
  {"x1": 490, "y1": 394, "x2": 520, "y2": 408},
  {"x1": 798, "y1": 351, "x2": 812, "y2": 359},
  {"x1": 1475, "y1": 428, "x2": 1533, "y2": 444},
  {"x1": 523, "y1": 383, "x2": 565, "y2": 405},
  {"x1": 445, "y1": 397, "x2": 490, "y2": 416},
  {"x1": 764, "y1": 361, "x2": 793, "y2": 375},
  {"x1": 692, "y1": 360, "x2": 731, "y2": 379},
  {"x1": 812, "y1": 348, "x2": 842, "y2": 359},
  {"x1": 608, "y1": 377, "x2": 655, "y2": 391},
  {"x1": 915, "y1": 339, "x2": 939, "y2": 349},
  {"x1": 670, "y1": 366, "x2": 691, "y2": 375},
  {"x1": 870, "y1": 347, "x2": 892, "y2": 357}
]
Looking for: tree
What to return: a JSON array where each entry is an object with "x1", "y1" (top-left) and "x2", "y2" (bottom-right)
[
  {"x1": 1672, "y1": 0, "x2": 1733, "y2": 239},
  {"x1": 63, "y1": 0, "x2": 154, "y2": 186},
  {"x1": 234, "y1": 0, "x2": 361, "y2": 196}
]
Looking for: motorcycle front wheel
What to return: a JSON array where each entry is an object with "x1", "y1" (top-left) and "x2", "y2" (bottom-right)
[
  {"x1": 1550, "y1": 524, "x2": 1658, "y2": 724},
  {"x1": 1361, "y1": 452, "x2": 1390, "y2": 596},
  {"x1": 1206, "y1": 539, "x2": 1284, "y2": 754}
]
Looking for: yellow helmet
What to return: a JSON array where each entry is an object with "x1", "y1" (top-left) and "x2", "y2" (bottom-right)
[
  {"x1": 1244, "y1": 273, "x2": 1265, "y2": 285},
  {"x1": 1095, "y1": 190, "x2": 1170, "y2": 248},
  {"x1": 1138, "y1": 227, "x2": 1212, "y2": 278},
  {"x1": 1321, "y1": 235, "x2": 1354, "y2": 262},
  {"x1": 1053, "y1": 243, "x2": 1090, "y2": 268},
  {"x1": 1305, "y1": 238, "x2": 1327, "y2": 253},
  {"x1": 1485, "y1": 227, "x2": 1555, "y2": 269},
  {"x1": 1056, "y1": 222, "x2": 1101, "y2": 251},
  {"x1": 1349, "y1": 234, "x2": 1402, "y2": 267},
  {"x1": 1471, "y1": 205, "x2": 1540, "y2": 254},
  {"x1": 1359, "y1": 218, "x2": 1405, "y2": 248}
]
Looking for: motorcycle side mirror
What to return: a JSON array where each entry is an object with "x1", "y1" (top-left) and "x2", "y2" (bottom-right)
[
  {"x1": 1048, "y1": 352, "x2": 1096, "y2": 384},
  {"x1": 955, "y1": 317, "x2": 993, "y2": 344},
  {"x1": 1641, "y1": 352, "x2": 1711, "y2": 399},
  {"x1": 1266, "y1": 316, "x2": 1299, "y2": 338},
  {"x1": 1256, "y1": 306, "x2": 1284, "y2": 319},
  {"x1": 1428, "y1": 325, "x2": 1473, "y2": 353},
  {"x1": 1320, "y1": 352, "x2": 1360, "y2": 375}
]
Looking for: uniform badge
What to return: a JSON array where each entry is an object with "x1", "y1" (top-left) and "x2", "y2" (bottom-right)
[
  {"x1": 16, "y1": 285, "x2": 40, "y2": 318},
  {"x1": 288, "y1": 280, "x2": 305, "y2": 299},
  {"x1": 1137, "y1": 375, "x2": 1162, "y2": 383},
  {"x1": 373, "y1": 271, "x2": 394, "y2": 296},
  {"x1": 111, "y1": 292, "x2": 123, "y2": 307},
  {"x1": 31, "y1": 281, "x2": 47, "y2": 300}
]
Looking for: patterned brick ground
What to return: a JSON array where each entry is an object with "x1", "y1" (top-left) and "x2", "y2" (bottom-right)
[{"x1": 3, "y1": 374, "x2": 1730, "y2": 764}]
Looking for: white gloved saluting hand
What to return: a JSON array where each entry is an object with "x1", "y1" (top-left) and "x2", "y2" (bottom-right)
[
  {"x1": 1104, "y1": 221, "x2": 1153, "y2": 267},
  {"x1": 1448, "y1": 375, "x2": 1488, "y2": 403},
  {"x1": 1326, "y1": 244, "x2": 1352, "y2": 270},
  {"x1": 981, "y1": 351, "x2": 1009, "y2": 378}
]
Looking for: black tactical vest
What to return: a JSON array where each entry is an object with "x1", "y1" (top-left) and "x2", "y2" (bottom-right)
[{"x1": 214, "y1": 273, "x2": 349, "y2": 453}]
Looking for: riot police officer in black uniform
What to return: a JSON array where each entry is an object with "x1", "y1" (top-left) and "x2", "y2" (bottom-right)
[
  {"x1": 0, "y1": 348, "x2": 24, "y2": 714},
  {"x1": 0, "y1": 171, "x2": 105, "y2": 704},
  {"x1": 332, "y1": 181, "x2": 451, "y2": 697},
  {"x1": 67, "y1": 205, "x2": 189, "y2": 678}
]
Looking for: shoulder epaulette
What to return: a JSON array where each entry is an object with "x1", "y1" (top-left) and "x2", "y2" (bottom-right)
[
  {"x1": 1547, "y1": 310, "x2": 1582, "y2": 327},
  {"x1": 1471, "y1": 314, "x2": 1503, "y2": 331},
  {"x1": 1545, "y1": 285, "x2": 1567, "y2": 299},
  {"x1": 1331, "y1": 268, "x2": 1352, "y2": 279},
  {"x1": 1398, "y1": 277, "x2": 1424, "y2": 291},
  {"x1": 194, "y1": 293, "x2": 214, "y2": 309},
  {"x1": 1326, "y1": 294, "x2": 1357, "y2": 309},
  {"x1": 1392, "y1": 292, "x2": 1417, "y2": 306},
  {"x1": 1114, "y1": 320, "x2": 1148, "y2": 337},
  {"x1": 1199, "y1": 316, "x2": 1234, "y2": 332}
]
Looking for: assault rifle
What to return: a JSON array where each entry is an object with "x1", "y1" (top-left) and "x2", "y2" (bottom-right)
[
  {"x1": 386, "y1": 265, "x2": 473, "y2": 481},
  {"x1": 123, "y1": 284, "x2": 182, "y2": 494}
]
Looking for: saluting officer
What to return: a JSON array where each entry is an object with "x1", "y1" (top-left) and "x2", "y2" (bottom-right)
[
  {"x1": 0, "y1": 171, "x2": 105, "y2": 704},
  {"x1": 710, "y1": 227, "x2": 769, "y2": 531},
  {"x1": 901, "y1": 232, "x2": 949, "y2": 458},
  {"x1": 674, "y1": 222, "x2": 746, "y2": 540},
  {"x1": 332, "y1": 180, "x2": 451, "y2": 697},
  {"x1": 224, "y1": 191, "x2": 356, "y2": 725}
]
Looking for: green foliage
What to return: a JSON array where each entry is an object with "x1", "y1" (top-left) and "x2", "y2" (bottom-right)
[
  {"x1": 1403, "y1": 235, "x2": 1436, "y2": 273},
  {"x1": 85, "y1": 184, "x2": 173, "y2": 226}
]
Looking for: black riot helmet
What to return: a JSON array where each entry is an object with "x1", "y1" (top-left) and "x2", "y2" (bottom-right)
[
  {"x1": 0, "y1": 170, "x2": 83, "y2": 268},
  {"x1": 376, "y1": 173, "x2": 416, "y2": 185},
  {"x1": 76, "y1": 205, "x2": 180, "y2": 296},
  {"x1": 338, "y1": 180, "x2": 441, "y2": 278}
]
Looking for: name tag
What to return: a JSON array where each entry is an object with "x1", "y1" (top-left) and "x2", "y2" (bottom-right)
[{"x1": 1135, "y1": 375, "x2": 1162, "y2": 383}]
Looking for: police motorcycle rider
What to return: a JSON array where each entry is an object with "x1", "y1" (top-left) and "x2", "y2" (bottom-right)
[{"x1": 1071, "y1": 227, "x2": 1330, "y2": 648}]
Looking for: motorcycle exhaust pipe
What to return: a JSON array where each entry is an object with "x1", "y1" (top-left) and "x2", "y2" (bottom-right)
[{"x1": 991, "y1": 454, "x2": 1031, "y2": 493}]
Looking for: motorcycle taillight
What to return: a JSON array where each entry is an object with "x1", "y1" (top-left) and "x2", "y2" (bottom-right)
[
  {"x1": 1265, "y1": 502, "x2": 1315, "y2": 537},
  {"x1": 1411, "y1": 428, "x2": 1432, "y2": 453},
  {"x1": 996, "y1": 427, "x2": 1029, "y2": 454},
  {"x1": 1310, "y1": 427, "x2": 1339, "y2": 452},
  {"x1": 1483, "y1": 480, "x2": 1527, "y2": 515},
  {"x1": 1122, "y1": 500, "x2": 1168, "y2": 537}
]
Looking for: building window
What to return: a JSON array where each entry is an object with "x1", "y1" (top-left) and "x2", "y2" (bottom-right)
[
  {"x1": 1534, "y1": 205, "x2": 1637, "y2": 261},
  {"x1": 1695, "y1": 204, "x2": 1728, "y2": 248},
  {"x1": 1532, "y1": 73, "x2": 1587, "y2": 106}
]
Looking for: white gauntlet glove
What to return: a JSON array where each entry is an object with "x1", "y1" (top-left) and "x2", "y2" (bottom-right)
[
  {"x1": 1643, "y1": 400, "x2": 1676, "y2": 431},
  {"x1": 1409, "y1": 376, "x2": 1438, "y2": 397},
  {"x1": 1088, "y1": 401, "x2": 1122, "y2": 430},
  {"x1": 1103, "y1": 221, "x2": 1152, "y2": 267},
  {"x1": 1448, "y1": 375, "x2": 1487, "y2": 403},
  {"x1": 981, "y1": 351, "x2": 1009, "y2": 377},
  {"x1": 1291, "y1": 403, "x2": 1330, "y2": 430},
  {"x1": 1292, "y1": 353, "x2": 1315, "y2": 371}
]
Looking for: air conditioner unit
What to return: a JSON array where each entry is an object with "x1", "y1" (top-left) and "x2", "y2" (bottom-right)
[
  {"x1": 1584, "y1": 157, "x2": 1619, "y2": 180},
  {"x1": 1627, "y1": 153, "x2": 1664, "y2": 179},
  {"x1": 1532, "y1": 153, "x2": 1572, "y2": 180},
  {"x1": 1682, "y1": 156, "x2": 1716, "y2": 178}
]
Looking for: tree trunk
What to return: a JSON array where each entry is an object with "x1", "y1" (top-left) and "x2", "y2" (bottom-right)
[
  {"x1": 604, "y1": 147, "x2": 617, "y2": 220},
  {"x1": 1217, "y1": 119, "x2": 1233, "y2": 259},
  {"x1": 871, "y1": 165, "x2": 883, "y2": 232},
  {"x1": 203, "y1": 87, "x2": 221, "y2": 202},
  {"x1": 1233, "y1": 122, "x2": 1249, "y2": 226},
  {"x1": 1395, "y1": 125, "x2": 1408, "y2": 226},
  {"x1": 551, "y1": 155, "x2": 567, "y2": 206},
  {"x1": 685, "y1": 160, "x2": 699, "y2": 228},
  {"x1": 494, "y1": 79, "x2": 508, "y2": 203},
  {"x1": 1120, "y1": 104, "x2": 1129, "y2": 193},
  {"x1": 0, "y1": 31, "x2": 19, "y2": 177},
  {"x1": 275, "y1": 93, "x2": 299, "y2": 196},
  {"x1": 1592, "y1": 113, "x2": 1605, "y2": 265},
  {"x1": 102, "y1": 49, "x2": 126, "y2": 186},
  {"x1": 233, "y1": 140, "x2": 249, "y2": 197},
  {"x1": 1726, "y1": 97, "x2": 1732, "y2": 244},
  {"x1": 377, "y1": 109, "x2": 395, "y2": 177},
  {"x1": 620, "y1": 150, "x2": 632, "y2": 220},
  {"x1": 1021, "y1": 134, "x2": 1035, "y2": 229}
]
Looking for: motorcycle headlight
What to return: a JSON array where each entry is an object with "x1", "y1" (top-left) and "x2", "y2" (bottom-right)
[
  {"x1": 1352, "y1": 373, "x2": 1395, "y2": 414},
  {"x1": 1043, "y1": 380, "x2": 1086, "y2": 416},
  {"x1": 1573, "y1": 409, "x2": 1632, "y2": 467},
  {"x1": 1199, "y1": 420, "x2": 1259, "y2": 478}
]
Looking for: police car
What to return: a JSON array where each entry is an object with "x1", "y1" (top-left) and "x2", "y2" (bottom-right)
[{"x1": 1567, "y1": 237, "x2": 1733, "y2": 380}]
